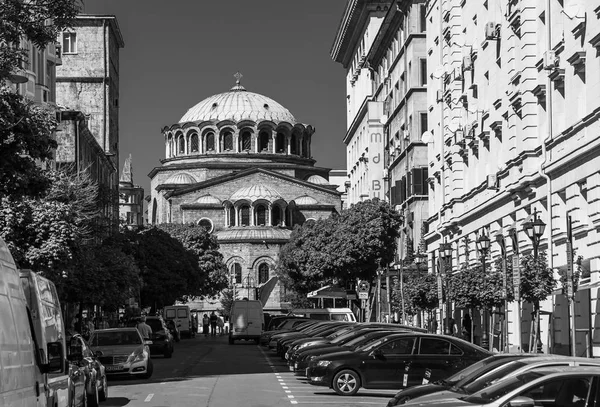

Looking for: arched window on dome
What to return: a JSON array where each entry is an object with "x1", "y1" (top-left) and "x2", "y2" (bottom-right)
[
  {"x1": 255, "y1": 205, "x2": 267, "y2": 226},
  {"x1": 276, "y1": 133, "x2": 286, "y2": 153},
  {"x1": 258, "y1": 131, "x2": 270, "y2": 152},
  {"x1": 228, "y1": 206, "x2": 235, "y2": 226},
  {"x1": 240, "y1": 205, "x2": 250, "y2": 226},
  {"x1": 290, "y1": 133, "x2": 298, "y2": 155},
  {"x1": 190, "y1": 133, "x2": 199, "y2": 153},
  {"x1": 271, "y1": 205, "x2": 282, "y2": 226},
  {"x1": 240, "y1": 131, "x2": 251, "y2": 151},
  {"x1": 302, "y1": 137, "x2": 309, "y2": 158},
  {"x1": 152, "y1": 198, "x2": 157, "y2": 224},
  {"x1": 223, "y1": 131, "x2": 233, "y2": 151},
  {"x1": 232, "y1": 263, "x2": 242, "y2": 284},
  {"x1": 258, "y1": 263, "x2": 269, "y2": 284},
  {"x1": 167, "y1": 135, "x2": 174, "y2": 158},
  {"x1": 206, "y1": 132, "x2": 215, "y2": 151},
  {"x1": 177, "y1": 134, "x2": 185, "y2": 155}
]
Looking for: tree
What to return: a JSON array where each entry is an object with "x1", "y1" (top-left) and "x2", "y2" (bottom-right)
[
  {"x1": 219, "y1": 289, "x2": 235, "y2": 318},
  {"x1": 399, "y1": 272, "x2": 439, "y2": 315},
  {"x1": 1, "y1": 0, "x2": 81, "y2": 199}
]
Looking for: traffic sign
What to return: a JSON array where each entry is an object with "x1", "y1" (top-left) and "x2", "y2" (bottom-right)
[
  {"x1": 357, "y1": 281, "x2": 370, "y2": 292},
  {"x1": 358, "y1": 291, "x2": 369, "y2": 300},
  {"x1": 512, "y1": 254, "x2": 520, "y2": 301}
]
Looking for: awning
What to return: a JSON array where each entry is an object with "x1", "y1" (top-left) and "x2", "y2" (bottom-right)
[
  {"x1": 258, "y1": 276, "x2": 279, "y2": 306},
  {"x1": 307, "y1": 285, "x2": 349, "y2": 299}
]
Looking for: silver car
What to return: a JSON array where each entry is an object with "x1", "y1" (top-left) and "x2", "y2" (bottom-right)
[
  {"x1": 88, "y1": 328, "x2": 153, "y2": 379},
  {"x1": 403, "y1": 357, "x2": 600, "y2": 406},
  {"x1": 400, "y1": 366, "x2": 600, "y2": 407}
]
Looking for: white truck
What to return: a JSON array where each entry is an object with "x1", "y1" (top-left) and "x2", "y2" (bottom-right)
[
  {"x1": 0, "y1": 237, "x2": 69, "y2": 407},
  {"x1": 229, "y1": 299, "x2": 263, "y2": 344}
]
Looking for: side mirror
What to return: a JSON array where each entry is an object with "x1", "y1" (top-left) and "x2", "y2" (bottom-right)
[
  {"x1": 507, "y1": 396, "x2": 535, "y2": 407},
  {"x1": 94, "y1": 350, "x2": 103, "y2": 357},
  {"x1": 68, "y1": 345, "x2": 83, "y2": 362},
  {"x1": 144, "y1": 340, "x2": 153, "y2": 345},
  {"x1": 370, "y1": 349, "x2": 383, "y2": 358},
  {"x1": 45, "y1": 342, "x2": 64, "y2": 373}
]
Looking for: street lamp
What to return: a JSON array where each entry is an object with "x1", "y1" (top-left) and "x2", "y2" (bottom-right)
[
  {"x1": 438, "y1": 242, "x2": 452, "y2": 335},
  {"x1": 495, "y1": 233, "x2": 509, "y2": 353},
  {"x1": 476, "y1": 233, "x2": 490, "y2": 350},
  {"x1": 242, "y1": 272, "x2": 255, "y2": 299},
  {"x1": 523, "y1": 211, "x2": 546, "y2": 353},
  {"x1": 393, "y1": 263, "x2": 404, "y2": 324}
]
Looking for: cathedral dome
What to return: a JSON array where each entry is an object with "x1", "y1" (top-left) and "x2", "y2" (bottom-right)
[
  {"x1": 306, "y1": 175, "x2": 329, "y2": 185},
  {"x1": 230, "y1": 184, "x2": 283, "y2": 202},
  {"x1": 179, "y1": 81, "x2": 296, "y2": 123},
  {"x1": 166, "y1": 172, "x2": 197, "y2": 184}
]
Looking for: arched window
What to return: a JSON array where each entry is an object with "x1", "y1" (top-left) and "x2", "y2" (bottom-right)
[
  {"x1": 206, "y1": 132, "x2": 215, "y2": 151},
  {"x1": 276, "y1": 133, "x2": 286, "y2": 153},
  {"x1": 152, "y1": 198, "x2": 157, "y2": 224},
  {"x1": 229, "y1": 206, "x2": 236, "y2": 226},
  {"x1": 302, "y1": 138, "x2": 308, "y2": 157},
  {"x1": 290, "y1": 133, "x2": 298, "y2": 155},
  {"x1": 258, "y1": 263, "x2": 269, "y2": 284},
  {"x1": 259, "y1": 131, "x2": 270, "y2": 151},
  {"x1": 198, "y1": 218, "x2": 213, "y2": 233},
  {"x1": 190, "y1": 133, "x2": 199, "y2": 153},
  {"x1": 223, "y1": 131, "x2": 233, "y2": 151},
  {"x1": 178, "y1": 134, "x2": 185, "y2": 155},
  {"x1": 241, "y1": 131, "x2": 252, "y2": 151},
  {"x1": 271, "y1": 206, "x2": 282, "y2": 226},
  {"x1": 240, "y1": 205, "x2": 250, "y2": 226},
  {"x1": 255, "y1": 205, "x2": 267, "y2": 226},
  {"x1": 232, "y1": 263, "x2": 242, "y2": 284}
]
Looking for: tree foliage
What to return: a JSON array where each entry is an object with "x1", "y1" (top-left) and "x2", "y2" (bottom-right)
[
  {"x1": 397, "y1": 271, "x2": 439, "y2": 315},
  {"x1": 276, "y1": 199, "x2": 403, "y2": 295},
  {"x1": 519, "y1": 250, "x2": 556, "y2": 307}
]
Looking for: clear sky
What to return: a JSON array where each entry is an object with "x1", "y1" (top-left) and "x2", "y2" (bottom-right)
[{"x1": 81, "y1": 0, "x2": 348, "y2": 197}]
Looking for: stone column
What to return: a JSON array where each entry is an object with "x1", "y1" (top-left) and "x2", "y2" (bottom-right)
[
  {"x1": 233, "y1": 130, "x2": 240, "y2": 153},
  {"x1": 272, "y1": 130, "x2": 277, "y2": 154},
  {"x1": 286, "y1": 135, "x2": 291, "y2": 155},
  {"x1": 249, "y1": 204, "x2": 255, "y2": 226}
]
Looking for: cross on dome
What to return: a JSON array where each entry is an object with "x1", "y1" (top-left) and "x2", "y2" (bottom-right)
[{"x1": 231, "y1": 71, "x2": 246, "y2": 91}]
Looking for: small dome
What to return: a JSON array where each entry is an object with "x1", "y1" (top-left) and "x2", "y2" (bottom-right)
[
  {"x1": 165, "y1": 172, "x2": 197, "y2": 184},
  {"x1": 306, "y1": 175, "x2": 329, "y2": 185},
  {"x1": 194, "y1": 194, "x2": 221, "y2": 204},
  {"x1": 230, "y1": 184, "x2": 283, "y2": 202},
  {"x1": 294, "y1": 195, "x2": 318, "y2": 205}
]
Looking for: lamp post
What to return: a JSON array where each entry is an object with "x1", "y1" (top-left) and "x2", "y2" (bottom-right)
[
  {"x1": 522, "y1": 211, "x2": 546, "y2": 353},
  {"x1": 414, "y1": 252, "x2": 425, "y2": 328},
  {"x1": 243, "y1": 271, "x2": 255, "y2": 300},
  {"x1": 393, "y1": 263, "x2": 404, "y2": 324},
  {"x1": 439, "y1": 242, "x2": 452, "y2": 335},
  {"x1": 476, "y1": 233, "x2": 490, "y2": 350},
  {"x1": 495, "y1": 233, "x2": 509, "y2": 353}
]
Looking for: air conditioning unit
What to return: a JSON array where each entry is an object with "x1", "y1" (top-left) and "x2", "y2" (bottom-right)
[
  {"x1": 463, "y1": 54, "x2": 473, "y2": 70},
  {"x1": 487, "y1": 174, "x2": 499, "y2": 190},
  {"x1": 543, "y1": 50, "x2": 558, "y2": 70},
  {"x1": 485, "y1": 22, "x2": 498, "y2": 39}
]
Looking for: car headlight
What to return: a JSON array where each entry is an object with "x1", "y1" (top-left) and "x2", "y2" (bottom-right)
[
  {"x1": 129, "y1": 348, "x2": 146, "y2": 363},
  {"x1": 317, "y1": 360, "x2": 331, "y2": 367},
  {"x1": 299, "y1": 343, "x2": 312, "y2": 349}
]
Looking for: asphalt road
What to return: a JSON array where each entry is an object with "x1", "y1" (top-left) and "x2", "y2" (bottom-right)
[{"x1": 101, "y1": 333, "x2": 398, "y2": 407}]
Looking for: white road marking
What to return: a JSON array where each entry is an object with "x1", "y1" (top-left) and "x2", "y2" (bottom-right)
[
  {"x1": 287, "y1": 395, "x2": 295, "y2": 399},
  {"x1": 144, "y1": 394, "x2": 154, "y2": 402},
  {"x1": 290, "y1": 401, "x2": 298, "y2": 405},
  {"x1": 285, "y1": 390, "x2": 291, "y2": 393}
]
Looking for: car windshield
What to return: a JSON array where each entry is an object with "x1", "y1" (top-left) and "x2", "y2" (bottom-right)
[
  {"x1": 463, "y1": 361, "x2": 528, "y2": 394},
  {"x1": 463, "y1": 371, "x2": 544, "y2": 403},
  {"x1": 355, "y1": 338, "x2": 384, "y2": 352},
  {"x1": 326, "y1": 326, "x2": 354, "y2": 340},
  {"x1": 146, "y1": 319, "x2": 163, "y2": 332},
  {"x1": 90, "y1": 331, "x2": 142, "y2": 346},
  {"x1": 452, "y1": 358, "x2": 521, "y2": 388},
  {"x1": 330, "y1": 330, "x2": 363, "y2": 344}
]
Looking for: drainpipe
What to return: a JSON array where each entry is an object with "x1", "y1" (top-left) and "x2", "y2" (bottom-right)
[{"x1": 539, "y1": 0, "x2": 555, "y2": 354}]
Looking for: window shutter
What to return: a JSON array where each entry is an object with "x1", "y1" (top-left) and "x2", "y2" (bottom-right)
[
  {"x1": 391, "y1": 186, "x2": 397, "y2": 205},
  {"x1": 413, "y1": 168, "x2": 423, "y2": 195},
  {"x1": 423, "y1": 168, "x2": 429, "y2": 196},
  {"x1": 400, "y1": 177, "x2": 406, "y2": 202},
  {"x1": 407, "y1": 172, "x2": 412, "y2": 198}
]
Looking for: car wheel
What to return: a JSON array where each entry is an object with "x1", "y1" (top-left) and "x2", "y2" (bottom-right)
[
  {"x1": 333, "y1": 369, "x2": 361, "y2": 396},
  {"x1": 164, "y1": 346, "x2": 173, "y2": 358},
  {"x1": 142, "y1": 360, "x2": 154, "y2": 379},
  {"x1": 87, "y1": 381, "x2": 99, "y2": 407},
  {"x1": 98, "y1": 376, "x2": 108, "y2": 402}
]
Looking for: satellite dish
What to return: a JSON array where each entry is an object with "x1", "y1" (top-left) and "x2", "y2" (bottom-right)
[{"x1": 421, "y1": 131, "x2": 433, "y2": 143}]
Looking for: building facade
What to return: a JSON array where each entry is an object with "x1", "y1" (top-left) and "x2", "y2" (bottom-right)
[
  {"x1": 119, "y1": 154, "x2": 145, "y2": 227},
  {"x1": 425, "y1": 0, "x2": 600, "y2": 356},
  {"x1": 149, "y1": 78, "x2": 343, "y2": 311}
]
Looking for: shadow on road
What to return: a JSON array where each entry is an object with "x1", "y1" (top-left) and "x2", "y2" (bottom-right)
[
  {"x1": 313, "y1": 391, "x2": 395, "y2": 398},
  {"x1": 97, "y1": 396, "x2": 131, "y2": 406}
]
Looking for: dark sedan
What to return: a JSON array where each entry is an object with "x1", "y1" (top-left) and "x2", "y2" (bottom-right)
[
  {"x1": 67, "y1": 333, "x2": 108, "y2": 407},
  {"x1": 306, "y1": 332, "x2": 491, "y2": 396},
  {"x1": 145, "y1": 315, "x2": 174, "y2": 358},
  {"x1": 262, "y1": 320, "x2": 318, "y2": 347},
  {"x1": 279, "y1": 322, "x2": 354, "y2": 358}
]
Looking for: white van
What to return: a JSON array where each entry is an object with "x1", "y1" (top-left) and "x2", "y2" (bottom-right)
[
  {"x1": 163, "y1": 305, "x2": 194, "y2": 338},
  {"x1": 0, "y1": 238, "x2": 67, "y2": 407},
  {"x1": 229, "y1": 300, "x2": 263, "y2": 344},
  {"x1": 288, "y1": 307, "x2": 356, "y2": 322}
]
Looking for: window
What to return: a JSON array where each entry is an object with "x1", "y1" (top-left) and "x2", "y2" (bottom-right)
[
  {"x1": 240, "y1": 205, "x2": 250, "y2": 226},
  {"x1": 259, "y1": 131, "x2": 270, "y2": 151},
  {"x1": 420, "y1": 112, "x2": 428, "y2": 136},
  {"x1": 420, "y1": 59, "x2": 428, "y2": 86},
  {"x1": 380, "y1": 337, "x2": 415, "y2": 355},
  {"x1": 190, "y1": 133, "x2": 199, "y2": 153},
  {"x1": 197, "y1": 218, "x2": 213, "y2": 233},
  {"x1": 206, "y1": 132, "x2": 215, "y2": 151},
  {"x1": 290, "y1": 134, "x2": 298, "y2": 155},
  {"x1": 271, "y1": 206, "x2": 282, "y2": 226},
  {"x1": 276, "y1": 133, "x2": 286, "y2": 152},
  {"x1": 241, "y1": 131, "x2": 251, "y2": 151},
  {"x1": 62, "y1": 32, "x2": 77, "y2": 54},
  {"x1": 223, "y1": 131, "x2": 233, "y2": 151},
  {"x1": 258, "y1": 263, "x2": 269, "y2": 284},
  {"x1": 178, "y1": 134, "x2": 185, "y2": 154},
  {"x1": 177, "y1": 309, "x2": 187, "y2": 318},
  {"x1": 229, "y1": 206, "x2": 236, "y2": 226},
  {"x1": 255, "y1": 205, "x2": 267, "y2": 226},
  {"x1": 419, "y1": 4, "x2": 427, "y2": 33},
  {"x1": 232, "y1": 263, "x2": 242, "y2": 284},
  {"x1": 419, "y1": 338, "x2": 451, "y2": 354}
]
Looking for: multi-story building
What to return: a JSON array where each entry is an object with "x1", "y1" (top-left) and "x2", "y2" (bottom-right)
[
  {"x1": 56, "y1": 14, "x2": 125, "y2": 231},
  {"x1": 119, "y1": 154, "x2": 145, "y2": 227},
  {"x1": 425, "y1": 0, "x2": 600, "y2": 356}
]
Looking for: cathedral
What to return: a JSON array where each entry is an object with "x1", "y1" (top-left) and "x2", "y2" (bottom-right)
[{"x1": 148, "y1": 75, "x2": 342, "y2": 311}]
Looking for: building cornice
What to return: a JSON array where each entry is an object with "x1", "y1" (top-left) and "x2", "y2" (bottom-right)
[
  {"x1": 343, "y1": 96, "x2": 373, "y2": 145},
  {"x1": 75, "y1": 15, "x2": 125, "y2": 48}
]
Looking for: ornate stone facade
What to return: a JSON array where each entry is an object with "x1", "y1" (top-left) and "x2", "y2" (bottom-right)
[{"x1": 149, "y1": 77, "x2": 342, "y2": 311}]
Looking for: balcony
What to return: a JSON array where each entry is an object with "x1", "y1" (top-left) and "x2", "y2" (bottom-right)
[{"x1": 8, "y1": 67, "x2": 28, "y2": 84}]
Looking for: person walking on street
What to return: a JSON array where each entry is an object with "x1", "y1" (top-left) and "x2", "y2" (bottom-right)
[
  {"x1": 209, "y1": 311, "x2": 218, "y2": 336},
  {"x1": 202, "y1": 314, "x2": 210, "y2": 337},
  {"x1": 136, "y1": 316, "x2": 153, "y2": 340},
  {"x1": 217, "y1": 314, "x2": 224, "y2": 335}
]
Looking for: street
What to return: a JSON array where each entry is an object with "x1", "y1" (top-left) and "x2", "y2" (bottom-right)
[{"x1": 102, "y1": 334, "x2": 397, "y2": 407}]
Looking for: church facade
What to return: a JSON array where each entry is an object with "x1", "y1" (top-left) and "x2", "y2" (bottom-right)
[{"x1": 148, "y1": 77, "x2": 342, "y2": 311}]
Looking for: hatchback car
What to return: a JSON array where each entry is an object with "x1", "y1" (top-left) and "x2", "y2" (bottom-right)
[
  {"x1": 145, "y1": 315, "x2": 174, "y2": 358},
  {"x1": 307, "y1": 332, "x2": 491, "y2": 396},
  {"x1": 67, "y1": 333, "x2": 108, "y2": 407},
  {"x1": 88, "y1": 328, "x2": 153, "y2": 379}
]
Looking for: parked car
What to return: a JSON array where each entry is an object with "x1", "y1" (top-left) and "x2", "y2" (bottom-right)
[
  {"x1": 270, "y1": 321, "x2": 344, "y2": 352},
  {"x1": 67, "y1": 333, "x2": 108, "y2": 407},
  {"x1": 144, "y1": 315, "x2": 174, "y2": 358},
  {"x1": 260, "y1": 319, "x2": 315, "y2": 346},
  {"x1": 265, "y1": 320, "x2": 322, "y2": 349},
  {"x1": 164, "y1": 305, "x2": 194, "y2": 338},
  {"x1": 403, "y1": 355, "x2": 600, "y2": 406},
  {"x1": 166, "y1": 319, "x2": 181, "y2": 342},
  {"x1": 88, "y1": 328, "x2": 153, "y2": 379},
  {"x1": 306, "y1": 332, "x2": 491, "y2": 396},
  {"x1": 279, "y1": 322, "x2": 353, "y2": 358},
  {"x1": 401, "y1": 366, "x2": 600, "y2": 407}
]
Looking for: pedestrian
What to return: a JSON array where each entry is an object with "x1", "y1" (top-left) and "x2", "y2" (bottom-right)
[
  {"x1": 136, "y1": 316, "x2": 153, "y2": 340},
  {"x1": 217, "y1": 314, "x2": 224, "y2": 335},
  {"x1": 202, "y1": 313, "x2": 210, "y2": 337},
  {"x1": 224, "y1": 316, "x2": 229, "y2": 335},
  {"x1": 210, "y1": 311, "x2": 218, "y2": 336},
  {"x1": 462, "y1": 313, "x2": 472, "y2": 342},
  {"x1": 447, "y1": 317, "x2": 459, "y2": 337}
]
